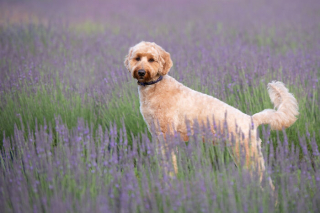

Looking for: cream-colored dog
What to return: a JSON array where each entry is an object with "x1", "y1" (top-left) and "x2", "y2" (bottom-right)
[{"x1": 124, "y1": 41, "x2": 299, "y2": 187}]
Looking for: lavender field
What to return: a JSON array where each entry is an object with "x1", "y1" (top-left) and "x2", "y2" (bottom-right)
[{"x1": 0, "y1": 0, "x2": 320, "y2": 212}]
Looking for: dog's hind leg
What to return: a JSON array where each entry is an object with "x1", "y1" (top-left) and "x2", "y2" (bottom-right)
[{"x1": 231, "y1": 136, "x2": 275, "y2": 191}]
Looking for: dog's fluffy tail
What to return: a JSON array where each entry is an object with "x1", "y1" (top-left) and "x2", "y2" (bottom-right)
[{"x1": 252, "y1": 81, "x2": 299, "y2": 130}]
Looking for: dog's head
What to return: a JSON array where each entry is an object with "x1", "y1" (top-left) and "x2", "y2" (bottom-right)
[{"x1": 124, "y1": 41, "x2": 173, "y2": 83}]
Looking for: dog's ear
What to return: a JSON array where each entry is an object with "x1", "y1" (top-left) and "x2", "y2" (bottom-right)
[
  {"x1": 157, "y1": 45, "x2": 173, "y2": 76},
  {"x1": 124, "y1": 47, "x2": 133, "y2": 72}
]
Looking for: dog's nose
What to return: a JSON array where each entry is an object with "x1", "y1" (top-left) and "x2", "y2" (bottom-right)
[{"x1": 138, "y1": 69, "x2": 146, "y2": 77}]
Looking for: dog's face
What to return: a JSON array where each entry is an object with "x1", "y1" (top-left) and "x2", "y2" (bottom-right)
[{"x1": 124, "y1": 41, "x2": 173, "y2": 83}]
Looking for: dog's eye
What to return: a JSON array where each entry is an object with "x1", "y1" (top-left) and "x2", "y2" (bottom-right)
[
  {"x1": 148, "y1": 58, "x2": 155, "y2": 62},
  {"x1": 136, "y1": 57, "x2": 141, "y2": 61}
]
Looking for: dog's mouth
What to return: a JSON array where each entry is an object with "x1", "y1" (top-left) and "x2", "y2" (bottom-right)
[
  {"x1": 136, "y1": 75, "x2": 146, "y2": 81},
  {"x1": 137, "y1": 78, "x2": 148, "y2": 83}
]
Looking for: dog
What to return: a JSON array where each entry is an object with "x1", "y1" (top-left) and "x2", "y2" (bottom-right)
[{"x1": 124, "y1": 41, "x2": 299, "y2": 188}]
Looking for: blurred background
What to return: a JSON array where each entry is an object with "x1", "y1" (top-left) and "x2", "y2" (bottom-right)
[{"x1": 1, "y1": 0, "x2": 319, "y2": 40}]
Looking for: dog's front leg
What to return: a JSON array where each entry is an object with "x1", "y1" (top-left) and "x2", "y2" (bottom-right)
[{"x1": 155, "y1": 132, "x2": 179, "y2": 178}]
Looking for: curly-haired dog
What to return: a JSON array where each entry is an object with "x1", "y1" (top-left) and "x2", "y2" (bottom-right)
[{"x1": 124, "y1": 41, "x2": 299, "y2": 188}]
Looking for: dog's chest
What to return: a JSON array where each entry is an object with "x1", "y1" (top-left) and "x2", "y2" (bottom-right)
[
  {"x1": 138, "y1": 86, "x2": 174, "y2": 124},
  {"x1": 139, "y1": 93, "x2": 164, "y2": 116}
]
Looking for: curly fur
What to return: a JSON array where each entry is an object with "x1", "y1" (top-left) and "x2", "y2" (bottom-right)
[{"x1": 124, "y1": 41, "x2": 299, "y2": 189}]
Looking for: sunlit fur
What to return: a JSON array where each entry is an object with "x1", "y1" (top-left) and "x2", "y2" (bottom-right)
[{"x1": 124, "y1": 41, "x2": 299, "y2": 189}]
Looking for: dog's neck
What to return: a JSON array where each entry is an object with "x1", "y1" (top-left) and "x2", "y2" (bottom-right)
[
  {"x1": 137, "y1": 75, "x2": 163, "y2": 87},
  {"x1": 138, "y1": 75, "x2": 170, "y2": 96}
]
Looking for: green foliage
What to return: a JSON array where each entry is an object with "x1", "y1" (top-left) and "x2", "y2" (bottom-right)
[{"x1": 1, "y1": 71, "x2": 319, "y2": 150}]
